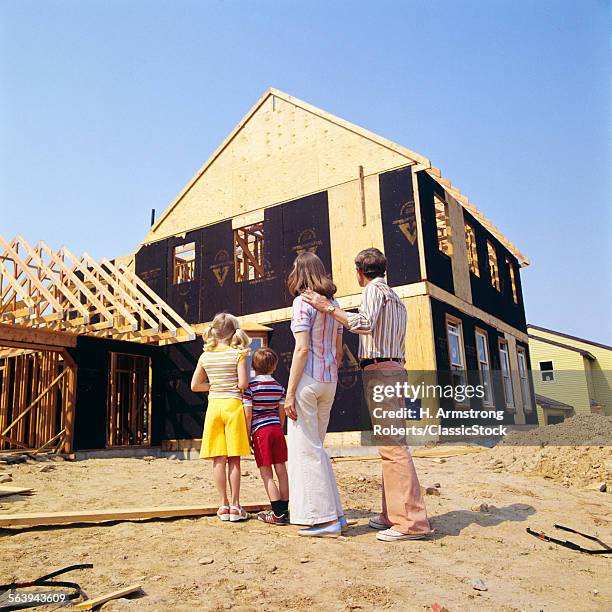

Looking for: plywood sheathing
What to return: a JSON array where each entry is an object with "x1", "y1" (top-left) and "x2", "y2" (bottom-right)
[{"x1": 445, "y1": 191, "x2": 473, "y2": 304}]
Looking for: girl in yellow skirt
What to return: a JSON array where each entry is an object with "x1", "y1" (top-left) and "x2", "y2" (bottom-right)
[{"x1": 191, "y1": 313, "x2": 252, "y2": 521}]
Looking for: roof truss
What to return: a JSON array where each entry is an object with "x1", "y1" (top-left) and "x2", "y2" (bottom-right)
[{"x1": 0, "y1": 235, "x2": 195, "y2": 345}]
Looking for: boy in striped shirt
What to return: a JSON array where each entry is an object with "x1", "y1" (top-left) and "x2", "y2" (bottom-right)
[{"x1": 243, "y1": 347, "x2": 289, "y2": 525}]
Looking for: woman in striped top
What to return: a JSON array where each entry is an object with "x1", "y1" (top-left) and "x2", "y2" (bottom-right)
[
  {"x1": 191, "y1": 313, "x2": 252, "y2": 522},
  {"x1": 284, "y1": 252, "x2": 346, "y2": 538}
]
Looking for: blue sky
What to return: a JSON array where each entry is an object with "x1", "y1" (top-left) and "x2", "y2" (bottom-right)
[{"x1": 1, "y1": 0, "x2": 610, "y2": 342}]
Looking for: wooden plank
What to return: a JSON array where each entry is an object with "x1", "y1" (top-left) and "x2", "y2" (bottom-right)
[
  {"x1": 0, "y1": 503, "x2": 270, "y2": 527},
  {"x1": 73, "y1": 584, "x2": 142, "y2": 611},
  {"x1": 0, "y1": 323, "x2": 78, "y2": 348},
  {"x1": 358, "y1": 165, "x2": 366, "y2": 226}
]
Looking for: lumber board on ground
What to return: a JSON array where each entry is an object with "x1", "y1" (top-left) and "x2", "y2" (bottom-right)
[
  {"x1": 73, "y1": 584, "x2": 142, "y2": 610},
  {"x1": 0, "y1": 503, "x2": 269, "y2": 527}
]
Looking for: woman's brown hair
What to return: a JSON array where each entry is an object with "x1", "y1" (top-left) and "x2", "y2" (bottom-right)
[{"x1": 286, "y1": 252, "x2": 337, "y2": 299}]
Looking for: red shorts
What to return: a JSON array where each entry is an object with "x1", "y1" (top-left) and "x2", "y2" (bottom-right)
[{"x1": 252, "y1": 424, "x2": 288, "y2": 467}]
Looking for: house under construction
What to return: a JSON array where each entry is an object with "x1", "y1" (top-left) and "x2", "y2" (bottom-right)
[{"x1": 0, "y1": 88, "x2": 537, "y2": 454}]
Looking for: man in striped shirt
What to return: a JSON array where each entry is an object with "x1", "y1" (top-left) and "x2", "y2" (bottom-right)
[{"x1": 303, "y1": 247, "x2": 431, "y2": 542}]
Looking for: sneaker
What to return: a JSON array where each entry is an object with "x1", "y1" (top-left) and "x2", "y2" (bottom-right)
[
  {"x1": 376, "y1": 528, "x2": 432, "y2": 542},
  {"x1": 298, "y1": 521, "x2": 341, "y2": 538},
  {"x1": 217, "y1": 505, "x2": 230, "y2": 521},
  {"x1": 257, "y1": 510, "x2": 288, "y2": 525},
  {"x1": 368, "y1": 516, "x2": 390, "y2": 530},
  {"x1": 229, "y1": 505, "x2": 250, "y2": 522}
]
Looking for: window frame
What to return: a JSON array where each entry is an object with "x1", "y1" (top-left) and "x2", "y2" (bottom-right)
[
  {"x1": 107, "y1": 352, "x2": 152, "y2": 448},
  {"x1": 498, "y1": 338, "x2": 515, "y2": 409},
  {"x1": 445, "y1": 314, "x2": 469, "y2": 406},
  {"x1": 539, "y1": 360, "x2": 555, "y2": 383},
  {"x1": 465, "y1": 222, "x2": 480, "y2": 277},
  {"x1": 172, "y1": 242, "x2": 196, "y2": 285},
  {"x1": 475, "y1": 327, "x2": 494, "y2": 407},
  {"x1": 506, "y1": 257, "x2": 518, "y2": 304},
  {"x1": 487, "y1": 241, "x2": 501, "y2": 292},
  {"x1": 516, "y1": 346, "x2": 532, "y2": 412},
  {"x1": 434, "y1": 193, "x2": 453, "y2": 257},
  {"x1": 234, "y1": 223, "x2": 265, "y2": 283}
]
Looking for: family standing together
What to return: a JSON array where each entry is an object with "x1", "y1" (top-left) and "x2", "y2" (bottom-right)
[{"x1": 191, "y1": 248, "x2": 432, "y2": 541}]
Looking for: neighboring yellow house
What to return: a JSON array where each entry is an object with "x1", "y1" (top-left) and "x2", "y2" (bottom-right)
[{"x1": 528, "y1": 324, "x2": 612, "y2": 424}]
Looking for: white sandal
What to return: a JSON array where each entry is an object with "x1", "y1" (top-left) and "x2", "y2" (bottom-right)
[
  {"x1": 229, "y1": 505, "x2": 250, "y2": 522},
  {"x1": 217, "y1": 505, "x2": 231, "y2": 521}
]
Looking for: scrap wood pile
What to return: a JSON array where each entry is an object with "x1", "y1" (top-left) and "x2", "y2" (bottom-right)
[{"x1": 477, "y1": 414, "x2": 612, "y2": 489}]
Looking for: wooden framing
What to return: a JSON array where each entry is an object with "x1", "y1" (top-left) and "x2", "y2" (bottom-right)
[
  {"x1": 487, "y1": 240, "x2": 501, "y2": 291},
  {"x1": 0, "y1": 346, "x2": 76, "y2": 453},
  {"x1": 506, "y1": 257, "x2": 518, "y2": 303},
  {"x1": 172, "y1": 242, "x2": 196, "y2": 284},
  {"x1": 234, "y1": 223, "x2": 265, "y2": 282},
  {"x1": 434, "y1": 193, "x2": 453, "y2": 256},
  {"x1": 0, "y1": 235, "x2": 195, "y2": 345},
  {"x1": 107, "y1": 352, "x2": 152, "y2": 447},
  {"x1": 464, "y1": 222, "x2": 480, "y2": 277}
]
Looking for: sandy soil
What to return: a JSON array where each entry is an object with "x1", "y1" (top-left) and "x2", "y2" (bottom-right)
[{"x1": 0, "y1": 449, "x2": 610, "y2": 612}]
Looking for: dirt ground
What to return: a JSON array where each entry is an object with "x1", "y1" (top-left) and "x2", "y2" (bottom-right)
[{"x1": 0, "y1": 444, "x2": 610, "y2": 612}]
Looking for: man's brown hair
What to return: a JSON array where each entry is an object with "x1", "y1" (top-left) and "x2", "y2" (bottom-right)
[
  {"x1": 286, "y1": 252, "x2": 337, "y2": 299},
  {"x1": 354, "y1": 248, "x2": 387, "y2": 279},
  {"x1": 252, "y1": 347, "x2": 279, "y2": 374}
]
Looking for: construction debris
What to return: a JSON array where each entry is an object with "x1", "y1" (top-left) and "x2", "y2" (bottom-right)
[{"x1": 73, "y1": 584, "x2": 143, "y2": 610}]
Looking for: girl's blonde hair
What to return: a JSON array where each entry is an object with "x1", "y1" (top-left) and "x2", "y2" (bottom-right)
[{"x1": 202, "y1": 312, "x2": 251, "y2": 351}]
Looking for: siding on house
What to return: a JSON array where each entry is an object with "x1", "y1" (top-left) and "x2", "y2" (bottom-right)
[
  {"x1": 528, "y1": 326, "x2": 611, "y2": 420},
  {"x1": 528, "y1": 326, "x2": 611, "y2": 416}
]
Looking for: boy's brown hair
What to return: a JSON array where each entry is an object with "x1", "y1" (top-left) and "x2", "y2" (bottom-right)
[{"x1": 252, "y1": 347, "x2": 278, "y2": 374}]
